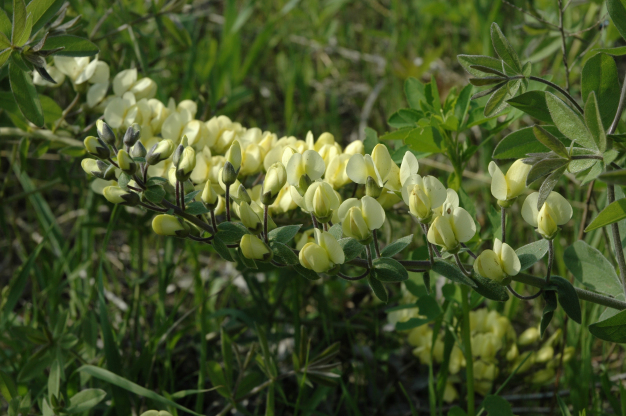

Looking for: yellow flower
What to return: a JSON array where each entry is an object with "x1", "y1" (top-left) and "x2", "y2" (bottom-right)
[
  {"x1": 262, "y1": 162, "x2": 287, "y2": 205},
  {"x1": 226, "y1": 140, "x2": 243, "y2": 172},
  {"x1": 240, "y1": 234, "x2": 272, "y2": 261},
  {"x1": 345, "y1": 144, "x2": 391, "y2": 187},
  {"x1": 201, "y1": 180, "x2": 219, "y2": 208},
  {"x1": 286, "y1": 149, "x2": 326, "y2": 188},
  {"x1": 521, "y1": 192, "x2": 572, "y2": 239},
  {"x1": 239, "y1": 201, "x2": 263, "y2": 234},
  {"x1": 473, "y1": 238, "x2": 520, "y2": 284},
  {"x1": 298, "y1": 229, "x2": 345, "y2": 273},
  {"x1": 338, "y1": 196, "x2": 386, "y2": 243},
  {"x1": 325, "y1": 153, "x2": 352, "y2": 189},
  {"x1": 146, "y1": 139, "x2": 175, "y2": 165},
  {"x1": 304, "y1": 181, "x2": 340, "y2": 223},
  {"x1": 84, "y1": 136, "x2": 110, "y2": 159},
  {"x1": 518, "y1": 327, "x2": 540, "y2": 346},
  {"x1": 117, "y1": 149, "x2": 136, "y2": 175},
  {"x1": 401, "y1": 175, "x2": 447, "y2": 222},
  {"x1": 152, "y1": 214, "x2": 190, "y2": 238},
  {"x1": 176, "y1": 146, "x2": 196, "y2": 182},
  {"x1": 427, "y1": 202, "x2": 475, "y2": 253},
  {"x1": 488, "y1": 160, "x2": 532, "y2": 206},
  {"x1": 399, "y1": 151, "x2": 420, "y2": 187}
]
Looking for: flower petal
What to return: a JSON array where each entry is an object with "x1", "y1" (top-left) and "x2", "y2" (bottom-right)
[{"x1": 521, "y1": 193, "x2": 540, "y2": 227}]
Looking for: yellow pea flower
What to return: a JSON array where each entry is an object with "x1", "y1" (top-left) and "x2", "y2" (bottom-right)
[
  {"x1": 240, "y1": 234, "x2": 272, "y2": 262},
  {"x1": 473, "y1": 238, "x2": 521, "y2": 284},
  {"x1": 401, "y1": 174, "x2": 447, "y2": 222},
  {"x1": 103, "y1": 186, "x2": 139, "y2": 206},
  {"x1": 152, "y1": 214, "x2": 190, "y2": 238},
  {"x1": 338, "y1": 196, "x2": 386, "y2": 243},
  {"x1": 488, "y1": 160, "x2": 532, "y2": 207},
  {"x1": 304, "y1": 181, "x2": 340, "y2": 223},
  {"x1": 427, "y1": 202, "x2": 475, "y2": 253},
  {"x1": 298, "y1": 229, "x2": 345, "y2": 273},
  {"x1": 521, "y1": 191, "x2": 572, "y2": 239}
]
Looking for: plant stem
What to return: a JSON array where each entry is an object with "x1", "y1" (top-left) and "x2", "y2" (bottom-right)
[
  {"x1": 175, "y1": 180, "x2": 181, "y2": 209},
  {"x1": 161, "y1": 199, "x2": 214, "y2": 234},
  {"x1": 454, "y1": 254, "x2": 473, "y2": 278},
  {"x1": 501, "y1": 207, "x2": 506, "y2": 243},
  {"x1": 546, "y1": 239, "x2": 554, "y2": 284},
  {"x1": 529, "y1": 76, "x2": 583, "y2": 114},
  {"x1": 372, "y1": 229, "x2": 381, "y2": 258},
  {"x1": 225, "y1": 186, "x2": 231, "y2": 222},
  {"x1": 264, "y1": 204, "x2": 269, "y2": 244},
  {"x1": 461, "y1": 284, "x2": 475, "y2": 416},
  {"x1": 365, "y1": 245, "x2": 373, "y2": 268},
  {"x1": 557, "y1": 0, "x2": 571, "y2": 91},
  {"x1": 210, "y1": 209, "x2": 218, "y2": 232}
]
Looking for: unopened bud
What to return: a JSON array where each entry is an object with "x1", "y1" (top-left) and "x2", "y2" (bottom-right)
[
  {"x1": 222, "y1": 161, "x2": 238, "y2": 186},
  {"x1": 234, "y1": 184, "x2": 251, "y2": 204},
  {"x1": 117, "y1": 149, "x2": 137, "y2": 175},
  {"x1": 226, "y1": 140, "x2": 242, "y2": 172},
  {"x1": 152, "y1": 214, "x2": 190, "y2": 238},
  {"x1": 366, "y1": 175, "x2": 382, "y2": 198},
  {"x1": 81, "y1": 158, "x2": 101, "y2": 177},
  {"x1": 131, "y1": 141, "x2": 146, "y2": 158},
  {"x1": 103, "y1": 186, "x2": 140, "y2": 206},
  {"x1": 239, "y1": 201, "x2": 263, "y2": 234},
  {"x1": 240, "y1": 234, "x2": 273, "y2": 261},
  {"x1": 84, "y1": 136, "x2": 110, "y2": 159},
  {"x1": 175, "y1": 146, "x2": 196, "y2": 182},
  {"x1": 96, "y1": 120, "x2": 116, "y2": 145},
  {"x1": 146, "y1": 139, "x2": 175, "y2": 165},
  {"x1": 262, "y1": 162, "x2": 287, "y2": 205},
  {"x1": 123, "y1": 123, "x2": 141, "y2": 147},
  {"x1": 201, "y1": 180, "x2": 219, "y2": 209}
]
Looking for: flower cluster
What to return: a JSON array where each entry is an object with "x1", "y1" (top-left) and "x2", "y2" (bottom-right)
[{"x1": 390, "y1": 302, "x2": 573, "y2": 401}]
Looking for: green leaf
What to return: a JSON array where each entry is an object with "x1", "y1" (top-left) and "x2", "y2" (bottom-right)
[
  {"x1": 379, "y1": 126, "x2": 412, "y2": 142},
  {"x1": 0, "y1": 31, "x2": 9, "y2": 50},
  {"x1": 42, "y1": 35, "x2": 99, "y2": 57},
  {"x1": 212, "y1": 235, "x2": 234, "y2": 261},
  {"x1": 184, "y1": 201, "x2": 209, "y2": 215},
  {"x1": 206, "y1": 361, "x2": 231, "y2": 398},
  {"x1": 598, "y1": 169, "x2": 626, "y2": 186},
  {"x1": 545, "y1": 92, "x2": 595, "y2": 149},
  {"x1": 532, "y1": 125, "x2": 569, "y2": 159},
  {"x1": 394, "y1": 295, "x2": 442, "y2": 331},
  {"x1": 380, "y1": 235, "x2": 413, "y2": 257},
  {"x1": 328, "y1": 223, "x2": 342, "y2": 240},
  {"x1": 568, "y1": 147, "x2": 600, "y2": 173},
  {"x1": 0, "y1": 48, "x2": 10, "y2": 69},
  {"x1": 547, "y1": 276, "x2": 581, "y2": 324},
  {"x1": 540, "y1": 290, "x2": 557, "y2": 337},
  {"x1": 372, "y1": 257, "x2": 408, "y2": 282},
  {"x1": 143, "y1": 185, "x2": 165, "y2": 204},
  {"x1": 457, "y1": 54, "x2": 505, "y2": 77},
  {"x1": 388, "y1": 108, "x2": 423, "y2": 128},
  {"x1": 537, "y1": 164, "x2": 567, "y2": 209},
  {"x1": 404, "y1": 77, "x2": 427, "y2": 109},
  {"x1": 588, "y1": 309, "x2": 626, "y2": 343},
  {"x1": 507, "y1": 91, "x2": 553, "y2": 123},
  {"x1": 526, "y1": 158, "x2": 568, "y2": 186},
  {"x1": 472, "y1": 274, "x2": 510, "y2": 301},
  {"x1": 293, "y1": 264, "x2": 321, "y2": 280},
  {"x1": 235, "y1": 247, "x2": 257, "y2": 269},
  {"x1": 367, "y1": 274, "x2": 388, "y2": 303},
  {"x1": 364, "y1": 127, "x2": 380, "y2": 154},
  {"x1": 78, "y1": 365, "x2": 202, "y2": 415},
  {"x1": 432, "y1": 260, "x2": 477, "y2": 288},
  {"x1": 0, "y1": 9, "x2": 11, "y2": 38},
  {"x1": 0, "y1": 370, "x2": 18, "y2": 402},
  {"x1": 557, "y1": 396, "x2": 572, "y2": 416},
  {"x1": 454, "y1": 83, "x2": 473, "y2": 128},
  {"x1": 607, "y1": 0, "x2": 626, "y2": 45},
  {"x1": 9, "y1": 62, "x2": 44, "y2": 127},
  {"x1": 268, "y1": 225, "x2": 301, "y2": 244},
  {"x1": 490, "y1": 22, "x2": 522, "y2": 73},
  {"x1": 270, "y1": 242, "x2": 298, "y2": 265},
  {"x1": 484, "y1": 79, "x2": 520, "y2": 117},
  {"x1": 585, "y1": 197, "x2": 626, "y2": 232},
  {"x1": 338, "y1": 238, "x2": 363, "y2": 262},
  {"x1": 184, "y1": 190, "x2": 201, "y2": 203},
  {"x1": 584, "y1": 92, "x2": 607, "y2": 152},
  {"x1": 563, "y1": 240, "x2": 623, "y2": 295},
  {"x1": 493, "y1": 125, "x2": 568, "y2": 159},
  {"x1": 404, "y1": 127, "x2": 444, "y2": 153},
  {"x1": 27, "y1": 0, "x2": 64, "y2": 34},
  {"x1": 39, "y1": 95, "x2": 62, "y2": 127},
  {"x1": 65, "y1": 389, "x2": 107, "y2": 414},
  {"x1": 593, "y1": 46, "x2": 626, "y2": 56},
  {"x1": 12, "y1": 0, "x2": 31, "y2": 47},
  {"x1": 516, "y1": 240, "x2": 549, "y2": 271},
  {"x1": 216, "y1": 222, "x2": 248, "y2": 244},
  {"x1": 483, "y1": 395, "x2": 514, "y2": 416}
]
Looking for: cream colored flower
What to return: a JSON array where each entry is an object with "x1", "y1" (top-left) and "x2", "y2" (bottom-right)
[
  {"x1": 521, "y1": 192, "x2": 572, "y2": 239},
  {"x1": 240, "y1": 234, "x2": 272, "y2": 261},
  {"x1": 473, "y1": 238, "x2": 520, "y2": 284},
  {"x1": 345, "y1": 143, "x2": 391, "y2": 187},
  {"x1": 488, "y1": 160, "x2": 532, "y2": 206},
  {"x1": 427, "y1": 202, "x2": 475, "y2": 252},
  {"x1": 401, "y1": 175, "x2": 447, "y2": 222},
  {"x1": 298, "y1": 229, "x2": 345, "y2": 273},
  {"x1": 304, "y1": 181, "x2": 340, "y2": 223},
  {"x1": 286, "y1": 150, "x2": 326, "y2": 187},
  {"x1": 338, "y1": 196, "x2": 386, "y2": 243}
]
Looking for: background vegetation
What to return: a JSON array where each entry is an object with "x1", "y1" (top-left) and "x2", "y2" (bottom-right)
[{"x1": 1, "y1": 0, "x2": 625, "y2": 415}]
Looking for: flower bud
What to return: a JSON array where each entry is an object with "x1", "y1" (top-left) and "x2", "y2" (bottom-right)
[
  {"x1": 226, "y1": 140, "x2": 242, "y2": 172},
  {"x1": 366, "y1": 176, "x2": 382, "y2": 198},
  {"x1": 175, "y1": 146, "x2": 196, "y2": 182},
  {"x1": 239, "y1": 201, "x2": 263, "y2": 234},
  {"x1": 96, "y1": 120, "x2": 116, "y2": 145},
  {"x1": 521, "y1": 192, "x2": 572, "y2": 240},
  {"x1": 140, "y1": 411, "x2": 173, "y2": 416},
  {"x1": 240, "y1": 234, "x2": 272, "y2": 261},
  {"x1": 233, "y1": 184, "x2": 251, "y2": 205},
  {"x1": 117, "y1": 149, "x2": 137, "y2": 175},
  {"x1": 201, "y1": 180, "x2": 219, "y2": 209},
  {"x1": 146, "y1": 139, "x2": 175, "y2": 165},
  {"x1": 81, "y1": 158, "x2": 102, "y2": 177},
  {"x1": 473, "y1": 238, "x2": 520, "y2": 284},
  {"x1": 172, "y1": 144, "x2": 184, "y2": 167},
  {"x1": 131, "y1": 141, "x2": 147, "y2": 158},
  {"x1": 518, "y1": 327, "x2": 540, "y2": 346},
  {"x1": 262, "y1": 162, "x2": 287, "y2": 205},
  {"x1": 222, "y1": 161, "x2": 238, "y2": 186},
  {"x1": 427, "y1": 204, "x2": 475, "y2": 253},
  {"x1": 304, "y1": 181, "x2": 340, "y2": 223},
  {"x1": 103, "y1": 186, "x2": 140, "y2": 206},
  {"x1": 84, "y1": 136, "x2": 110, "y2": 159},
  {"x1": 152, "y1": 214, "x2": 190, "y2": 238},
  {"x1": 299, "y1": 230, "x2": 345, "y2": 273},
  {"x1": 123, "y1": 123, "x2": 141, "y2": 147},
  {"x1": 338, "y1": 196, "x2": 386, "y2": 243}
]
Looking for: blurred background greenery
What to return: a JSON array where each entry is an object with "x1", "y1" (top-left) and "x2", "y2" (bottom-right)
[{"x1": 2, "y1": 0, "x2": 626, "y2": 415}]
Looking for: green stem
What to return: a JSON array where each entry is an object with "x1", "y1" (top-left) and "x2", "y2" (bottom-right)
[
  {"x1": 528, "y1": 76, "x2": 583, "y2": 114},
  {"x1": 461, "y1": 285, "x2": 475, "y2": 416}
]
